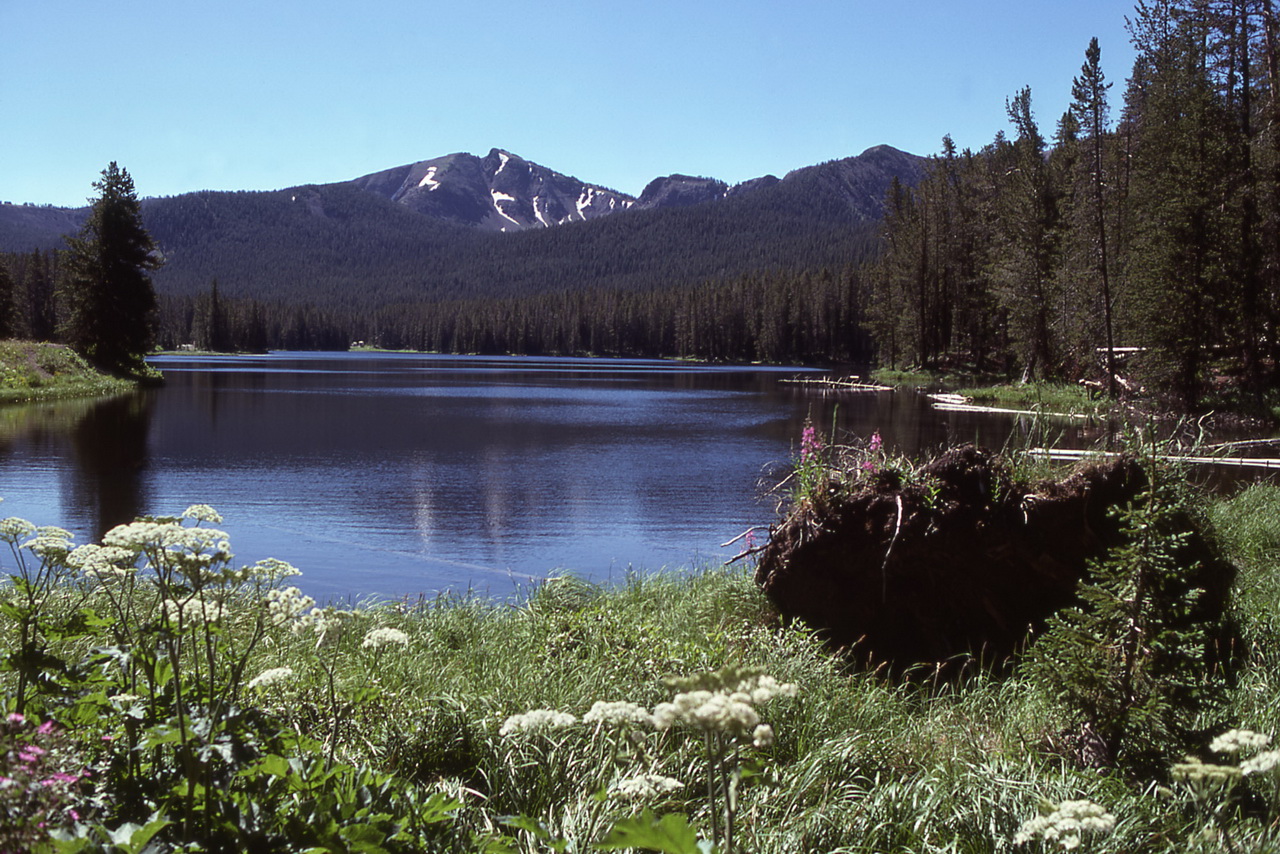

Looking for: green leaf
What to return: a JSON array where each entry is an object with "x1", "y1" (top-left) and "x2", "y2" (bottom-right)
[{"x1": 595, "y1": 810, "x2": 708, "y2": 854}]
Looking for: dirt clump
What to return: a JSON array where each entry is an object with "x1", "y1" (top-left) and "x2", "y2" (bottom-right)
[{"x1": 754, "y1": 444, "x2": 1153, "y2": 670}]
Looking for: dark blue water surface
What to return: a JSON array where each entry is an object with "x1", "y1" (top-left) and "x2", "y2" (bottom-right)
[{"x1": 0, "y1": 353, "x2": 1079, "y2": 601}]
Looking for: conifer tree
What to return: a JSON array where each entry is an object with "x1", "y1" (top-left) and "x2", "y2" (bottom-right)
[
  {"x1": 1071, "y1": 37, "x2": 1119, "y2": 396},
  {"x1": 0, "y1": 259, "x2": 16, "y2": 340},
  {"x1": 60, "y1": 162, "x2": 161, "y2": 373}
]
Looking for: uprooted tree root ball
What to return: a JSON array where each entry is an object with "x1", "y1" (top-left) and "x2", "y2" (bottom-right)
[{"x1": 754, "y1": 444, "x2": 1235, "y2": 671}]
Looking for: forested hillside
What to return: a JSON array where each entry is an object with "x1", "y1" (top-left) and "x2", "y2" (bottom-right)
[
  {"x1": 866, "y1": 1, "x2": 1280, "y2": 410},
  {"x1": 0, "y1": 146, "x2": 915, "y2": 363}
]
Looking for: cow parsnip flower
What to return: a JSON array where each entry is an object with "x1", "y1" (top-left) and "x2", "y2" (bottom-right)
[
  {"x1": 247, "y1": 666, "x2": 296, "y2": 689},
  {"x1": 1241, "y1": 749, "x2": 1280, "y2": 776},
  {"x1": 609, "y1": 773, "x2": 683, "y2": 801},
  {"x1": 362, "y1": 627, "x2": 410, "y2": 649},
  {"x1": 0, "y1": 517, "x2": 36, "y2": 542},
  {"x1": 1014, "y1": 799, "x2": 1116, "y2": 850},
  {"x1": 583, "y1": 700, "x2": 655, "y2": 728},
  {"x1": 182, "y1": 504, "x2": 224, "y2": 525},
  {"x1": 499, "y1": 709, "x2": 578, "y2": 736},
  {"x1": 1210, "y1": 729, "x2": 1271, "y2": 755}
]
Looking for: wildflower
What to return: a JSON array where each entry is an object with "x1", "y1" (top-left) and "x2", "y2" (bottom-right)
[
  {"x1": 1241, "y1": 750, "x2": 1280, "y2": 776},
  {"x1": 800, "y1": 422, "x2": 823, "y2": 462},
  {"x1": 266, "y1": 586, "x2": 315, "y2": 624},
  {"x1": 742, "y1": 674, "x2": 798, "y2": 704},
  {"x1": 27, "y1": 531, "x2": 73, "y2": 558},
  {"x1": 162, "y1": 596, "x2": 225, "y2": 626},
  {"x1": 247, "y1": 666, "x2": 296, "y2": 689},
  {"x1": 248, "y1": 557, "x2": 302, "y2": 581},
  {"x1": 1210, "y1": 729, "x2": 1271, "y2": 755},
  {"x1": 499, "y1": 709, "x2": 578, "y2": 736},
  {"x1": 753, "y1": 723, "x2": 775, "y2": 748},
  {"x1": 583, "y1": 701, "x2": 655, "y2": 728},
  {"x1": 182, "y1": 504, "x2": 223, "y2": 524},
  {"x1": 608, "y1": 773, "x2": 683, "y2": 801},
  {"x1": 361, "y1": 627, "x2": 410, "y2": 649},
  {"x1": 1014, "y1": 798, "x2": 1116, "y2": 850},
  {"x1": 0, "y1": 517, "x2": 36, "y2": 542},
  {"x1": 68, "y1": 544, "x2": 138, "y2": 582},
  {"x1": 1172, "y1": 756, "x2": 1242, "y2": 786},
  {"x1": 300, "y1": 607, "x2": 350, "y2": 650}
]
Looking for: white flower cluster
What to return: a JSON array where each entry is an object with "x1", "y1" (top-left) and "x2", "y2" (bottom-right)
[
  {"x1": 1197, "y1": 728, "x2": 1280, "y2": 778},
  {"x1": 0, "y1": 516, "x2": 36, "y2": 543},
  {"x1": 1014, "y1": 799, "x2": 1116, "y2": 850},
  {"x1": 362, "y1": 626, "x2": 410, "y2": 649},
  {"x1": 1241, "y1": 750, "x2": 1280, "y2": 776},
  {"x1": 267, "y1": 586, "x2": 316, "y2": 625},
  {"x1": 1172, "y1": 756, "x2": 1241, "y2": 786},
  {"x1": 583, "y1": 701, "x2": 655, "y2": 728},
  {"x1": 653, "y1": 674, "x2": 797, "y2": 738},
  {"x1": 247, "y1": 557, "x2": 301, "y2": 581},
  {"x1": 498, "y1": 669, "x2": 795, "y2": 755},
  {"x1": 608, "y1": 773, "x2": 684, "y2": 801},
  {"x1": 499, "y1": 709, "x2": 578, "y2": 736},
  {"x1": 27, "y1": 526, "x2": 74, "y2": 558},
  {"x1": 1210, "y1": 729, "x2": 1272, "y2": 755},
  {"x1": 181, "y1": 504, "x2": 224, "y2": 525},
  {"x1": 162, "y1": 596, "x2": 225, "y2": 626},
  {"x1": 296, "y1": 606, "x2": 352, "y2": 650},
  {"x1": 247, "y1": 666, "x2": 296, "y2": 689},
  {"x1": 68, "y1": 544, "x2": 138, "y2": 582}
]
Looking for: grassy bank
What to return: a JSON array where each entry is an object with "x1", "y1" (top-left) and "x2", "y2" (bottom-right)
[
  {"x1": 2, "y1": 476, "x2": 1280, "y2": 851},
  {"x1": 0, "y1": 340, "x2": 137, "y2": 404},
  {"x1": 870, "y1": 367, "x2": 1120, "y2": 419}
]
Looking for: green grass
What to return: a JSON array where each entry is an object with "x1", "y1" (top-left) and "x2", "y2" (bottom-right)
[
  {"x1": 0, "y1": 340, "x2": 137, "y2": 403},
  {"x1": 953, "y1": 380, "x2": 1112, "y2": 416},
  {"x1": 2, "y1": 482, "x2": 1280, "y2": 851}
]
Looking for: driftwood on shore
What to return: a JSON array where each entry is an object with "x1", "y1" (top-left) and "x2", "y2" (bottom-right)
[
  {"x1": 926, "y1": 393, "x2": 1095, "y2": 420},
  {"x1": 1028, "y1": 447, "x2": 1280, "y2": 470},
  {"x1": 780, "y1": 377, "x2": 893, "y2": 392}
]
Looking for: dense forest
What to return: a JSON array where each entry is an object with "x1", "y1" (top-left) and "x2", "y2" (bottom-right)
[
  {"x1": 868, "y1": 0, "x2": 1280, "y2": 409},
  {"x1": 7, "y1": 1, "x2": 1280, "y2": 411}
]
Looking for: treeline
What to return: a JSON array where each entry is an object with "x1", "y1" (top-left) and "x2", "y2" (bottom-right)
[
  {"x1": 867, "y1": 1, "x2": 1280, "y2": 408},
  {"x1": 156, "y1": 266, "x2": 872, "y2": 363},
  {"x1": 139, "y1": 180, "x2": 881, "y2": 308}
]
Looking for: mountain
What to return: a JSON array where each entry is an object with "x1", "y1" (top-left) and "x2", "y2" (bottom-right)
[
  {"x1": 350, "y1": 148, "x2": 636, "y2": 231},
  {"x1": 0, "y1": 145, "x2": 926, "y2": 306}
]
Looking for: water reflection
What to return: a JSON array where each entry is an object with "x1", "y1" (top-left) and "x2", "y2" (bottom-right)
[
  {"x1": 0, "y1": 393, "x2": 151, "y2": 539},
  {"x1": 5, "y1": 352, "x2": 1255, "y2": 601}
]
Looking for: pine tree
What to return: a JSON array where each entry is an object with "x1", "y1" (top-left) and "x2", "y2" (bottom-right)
[
  {"x1": 0, "y1": 259, "x2": 16, "y2": 340},
  {"x1": 1070, "y1": 37, "x2": 1119, "y2": 396},
  {"x1": 59, "y1": 162, "x2": 161, "y2": 373}
]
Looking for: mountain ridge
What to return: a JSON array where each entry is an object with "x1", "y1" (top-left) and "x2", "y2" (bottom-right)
[{"x1": 0, "y1": 145, "x2": 926, "y2": 308}]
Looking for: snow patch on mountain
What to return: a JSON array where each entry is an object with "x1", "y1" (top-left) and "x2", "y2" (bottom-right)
[{"x1": 491, "y1": 189, "x2": 521, "y2": 226}]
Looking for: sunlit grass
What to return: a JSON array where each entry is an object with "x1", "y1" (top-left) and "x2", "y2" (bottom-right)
[{"x1": 0, "y1": 340, "x2": 136, "y2": 403}]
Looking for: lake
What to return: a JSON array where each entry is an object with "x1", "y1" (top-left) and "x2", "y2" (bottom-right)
[{"x1": 0, "y1": 353, "x2": 1089, "y2": 602}]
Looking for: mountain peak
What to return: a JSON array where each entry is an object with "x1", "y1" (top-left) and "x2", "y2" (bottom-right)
[{"x1": 350, "y1": 149, "x2": 634, "y2": 231}]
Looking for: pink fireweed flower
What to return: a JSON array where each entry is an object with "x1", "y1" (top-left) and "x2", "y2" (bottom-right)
[
  {"x1": 869, "y1": 431, "x2": 882, "y2": 452},
  {"x1": 800, "y1": 424, "x2": 823, "y2": 462}
]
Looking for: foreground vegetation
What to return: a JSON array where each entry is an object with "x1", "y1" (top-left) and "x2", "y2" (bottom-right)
[
  {"x1": 0, "y1": 341, "x2": 136, "y2": 404},
  {"x1": 2, "y1": 450, "x2": 1280, "y2": 851}
]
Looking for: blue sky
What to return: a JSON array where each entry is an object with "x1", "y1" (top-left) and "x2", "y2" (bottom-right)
[{"x1": 3, "y1": 1, "x2": 1138, "y2": 208}]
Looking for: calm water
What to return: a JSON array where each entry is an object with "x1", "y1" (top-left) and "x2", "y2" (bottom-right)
[{"x1": 0, "y1": 353, "x2": 1087, "y2": 601}]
